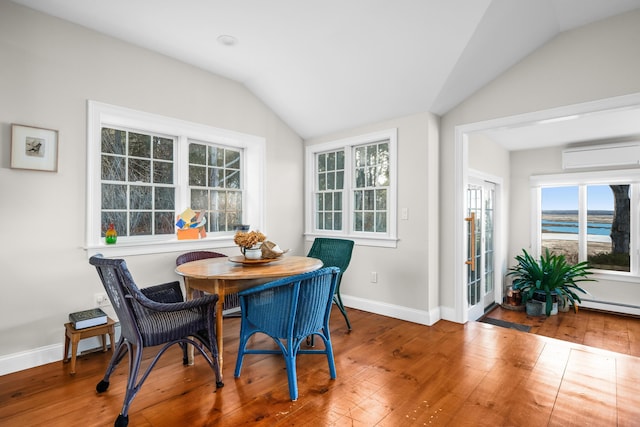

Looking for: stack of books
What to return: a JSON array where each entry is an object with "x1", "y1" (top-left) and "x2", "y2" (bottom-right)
[{"x1": 69, "y1": 308, "x2": 108, "y2": 329}]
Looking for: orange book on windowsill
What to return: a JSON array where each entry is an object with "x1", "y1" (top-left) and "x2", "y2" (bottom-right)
[{"x1": 177, "y1": 227, "x2": 206, "y2": 240}]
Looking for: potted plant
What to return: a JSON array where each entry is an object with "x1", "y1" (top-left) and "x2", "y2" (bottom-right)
[{"x1": 507, "y1": 249, "x2": 594, "y2": 316}]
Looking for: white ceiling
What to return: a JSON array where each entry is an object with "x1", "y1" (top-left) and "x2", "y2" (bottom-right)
[{"x1": 11, "y1": 0, "x2": 640, "y2": 145}]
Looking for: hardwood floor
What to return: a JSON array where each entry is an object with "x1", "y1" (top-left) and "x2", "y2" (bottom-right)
[
  {"x1": 1, "y1": 308, "x2": 640, "y2": 426},
  {"x1": 484, "y1": 305, "x2": 640, "y2": 358}
]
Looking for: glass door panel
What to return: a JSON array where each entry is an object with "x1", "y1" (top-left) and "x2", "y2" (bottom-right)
[{"x1": 467, "y1": 178, "x2": 497, "y2": 321}]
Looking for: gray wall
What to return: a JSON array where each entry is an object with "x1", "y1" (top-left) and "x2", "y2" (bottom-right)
[{"x1": 0, "y1": 1, "x2": 303, "y2": 367}]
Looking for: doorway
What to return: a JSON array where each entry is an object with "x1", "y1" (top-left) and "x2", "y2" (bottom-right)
[{"x1": 466, "y1": 177, "x2": 498, "y2": 321}]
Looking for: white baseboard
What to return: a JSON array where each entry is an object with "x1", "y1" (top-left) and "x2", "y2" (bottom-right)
[
  {"x1": 439, "y1": 306, "x2": 458, "y2": 323},
  {"x1": 0, "y1": 344, "x2": 63, "y2": 377},
  {"x1": 0, "y1": 324, "x2": 120, "y2": 376},
  {"x1": 340, "y1": 294, "x2": 441, "y2": 326}
]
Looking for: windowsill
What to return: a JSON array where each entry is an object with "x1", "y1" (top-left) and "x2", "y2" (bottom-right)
[
  {"x1": 304, "y1": 233, "x2": 398, "y2": 248},
  {"x1": 85, "y1": 236, "x2": 235, "y2": 258},
  {"x1": 592, "y1": 271, "x2": 640, "y2": 284}
]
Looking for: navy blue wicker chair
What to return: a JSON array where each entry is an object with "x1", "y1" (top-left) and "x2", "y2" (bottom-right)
[
  {"x1": 89, "y1": 255, "x2": 223, "y2": 427},
  {"x1": 234, "y1": 267, "x2": 340, "y2": 401},
  {"x1": 307, "y1": 238, "x2": 355, "y2": 330},
  {"x1": 176, "y1": 251, "x2": 240, "y2": 316}
]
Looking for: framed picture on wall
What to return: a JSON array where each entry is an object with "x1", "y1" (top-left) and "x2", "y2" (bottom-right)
[{"x1": 11, "y1": 124, "x2": 59, "y2": 172}]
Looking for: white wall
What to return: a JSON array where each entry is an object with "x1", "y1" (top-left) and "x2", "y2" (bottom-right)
[
  {"x1": 305, "y1": 112, "x2": 441, "y2": 325},
  {"x1": 440, "y1": 9, "x2": 640, "y2": 319},
  {"x1": 468, "y1": 133, "x2": 510, "y2": 179},
  {"x1": 0, "y1": 1, "x2": 303, "y2": 373}
]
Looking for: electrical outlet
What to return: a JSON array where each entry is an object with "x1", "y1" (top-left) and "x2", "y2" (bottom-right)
[
  {"x1": 95, "y1": 293, "x2": 110, "y2": 307},
  {"x1": 370, "y1": 272, "x2": 378, "y2": 283}
]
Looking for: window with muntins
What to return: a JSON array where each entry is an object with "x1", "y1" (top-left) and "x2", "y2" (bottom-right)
[
  {"x1": 353, "y1": 141, "x2": 389, "y2": 233},
  {"x1": 188, "y1": 142, "x2": 243, "y2": 232},
  {"x1": 532, "y1": 169, "x2": 640, "y2": 278},
  {"x1": 101, "y1": 127, "x2": 177, "y2": 238},
  {"x1": 316, "y1": 150, "x2": 344, "y2": 231},
  {"x1": 305, "y1": 128, "x2": 397, "y2": 248},
  {"x1": 87, "y1": 101, "x2": 265, "y2": 257}
]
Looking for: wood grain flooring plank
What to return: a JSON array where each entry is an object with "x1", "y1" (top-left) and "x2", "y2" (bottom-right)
[
  {"x1": 550, "y1": 348, "x2": 617, "y2": 426},
  {"x1": 614, "y1": 354, "x2": 640, "y2": 427}
]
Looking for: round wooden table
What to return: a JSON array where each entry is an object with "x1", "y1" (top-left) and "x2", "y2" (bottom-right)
[{"x1": 175, "y1": 255, "x2": 323, "y2": 375}]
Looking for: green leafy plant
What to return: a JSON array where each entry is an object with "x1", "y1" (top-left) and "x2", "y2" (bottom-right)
[{"x1": 507, "y1": 249, "x2": 594, "y2": 316}]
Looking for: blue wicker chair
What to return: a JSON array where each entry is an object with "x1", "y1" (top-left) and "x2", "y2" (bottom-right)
[
  {"x1": 89, "y1": 255, "x2": 223, "y2": 427},
  {"x1": 234, "y1": 267, "x2": 340, "y2": 401},
  {"x1": 307, "y1": 238, "x2": 355, "y2": 330},
  {"x1": 176, "y1": 251, "x2": 240, "y2": 316}
]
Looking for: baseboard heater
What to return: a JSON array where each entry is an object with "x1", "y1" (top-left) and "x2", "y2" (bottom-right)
[{"x1": 581, "y1": 298, "x2": 640, "y2": 316}]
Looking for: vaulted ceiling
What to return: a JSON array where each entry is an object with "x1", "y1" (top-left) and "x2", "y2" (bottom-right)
[{"x1": 11, "y1": 0, "x2": 640, "y2": 143}]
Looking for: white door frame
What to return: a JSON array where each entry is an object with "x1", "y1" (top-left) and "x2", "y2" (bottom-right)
[{"x1": 467, "y1": 171, "x2": 503, "y2": 321}]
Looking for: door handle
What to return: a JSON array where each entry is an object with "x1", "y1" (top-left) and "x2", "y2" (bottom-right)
[{"x1": 465, "y1": 212, "x2": 476, "y2": 271}]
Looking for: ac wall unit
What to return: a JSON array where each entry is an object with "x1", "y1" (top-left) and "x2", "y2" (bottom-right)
[{"x1": 562, "y1": 142, "x2": 640, "y2": 169}]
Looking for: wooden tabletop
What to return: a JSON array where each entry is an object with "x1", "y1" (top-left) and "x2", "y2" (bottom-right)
[{"x1": 175, "y1": 255, "x2": 323, "y2": 281}]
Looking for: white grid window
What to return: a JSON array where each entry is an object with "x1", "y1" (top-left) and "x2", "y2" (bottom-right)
[
  {"x1": 305, "y1": 128, "x2": 397, "y2": 248},
  {"x1": 86, "y1": 101, "x2": 265, "y2": 257},
  {"x1": 531, "y1": 169, "x2": 640, "y2": 279},
  {"x1": 353, "y1": 141, "x2": 389, "y2": 233},
  {"x1": 315, "y1": 150, "x2": 344, "y2": 231},
  {"x1": 100, "y1": 127, "x2": 177, "y2": 238},
  {"x1": 188, "y1": 141, "x2": 244, "y2": 232}
]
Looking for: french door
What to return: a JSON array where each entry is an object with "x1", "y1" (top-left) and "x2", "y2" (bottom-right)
[{"x1": 466, "y1": 178, "x2": 497, "y2": 321}]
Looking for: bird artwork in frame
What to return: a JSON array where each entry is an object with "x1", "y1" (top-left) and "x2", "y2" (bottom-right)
[{"x1": 11, "y1": 123, "x2": 59, "y2": 172}]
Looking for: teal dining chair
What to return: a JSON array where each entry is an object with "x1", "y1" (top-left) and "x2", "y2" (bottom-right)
[{"x1": 307, "y1": 238, "x2": 355, "y2": 330}]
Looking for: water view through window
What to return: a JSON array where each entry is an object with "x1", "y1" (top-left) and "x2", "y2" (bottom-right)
[{"x1": 541, "y1": 185, "x2": 629, "y2": 271}]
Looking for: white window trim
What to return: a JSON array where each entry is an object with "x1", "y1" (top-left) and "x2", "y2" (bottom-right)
[
  {"x1": 304, "y1": 128, "x2": 398, "y2": 248},
  {"x1": 85, "y1": 100, "x2": 266, "y2": 257},
  {"x1": 530, "y1": 168, "x2": 640, "y2": 282}
]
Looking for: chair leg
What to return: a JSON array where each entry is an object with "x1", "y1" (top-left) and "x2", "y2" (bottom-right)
[
  {"x1": 118, "y1": 344, "x2": 144, "y2": 426},
  {"x1": 115, "y1": 414, "x2": 129, "y2": 427},
  {"x1": 97, "y1": 337, "x2": 128, "y2": 393},
  {"x1": 333, "y1": 293, "x2": 352, "y2": 330},
  {"x1": 234, "y1": 335, "x2": 248, "y2": 378},
  {"x1": 202, "y1": 308, "x2": 224, "y2": 388},
  {"x1": 323, "y1": 335, "x2": 337, "y2": 379},
  {"x1": 284, "y1": 352, "x2": 299, "y2": 401},
  {"x1": 180, "y1": 342, "x2": 188, "y2": 365},
  {"x1": 192, "y1": 333, "x2": 224, "y2": 388}
]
